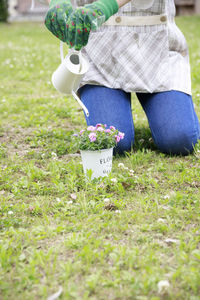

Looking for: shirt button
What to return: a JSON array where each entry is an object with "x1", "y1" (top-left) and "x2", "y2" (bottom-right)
[
  {"x1": 115, "y1": 16, "x2": 121, "y2": 23},
  {"x1": 160, "y1": 16, "x2": 167, "y2": 22}
]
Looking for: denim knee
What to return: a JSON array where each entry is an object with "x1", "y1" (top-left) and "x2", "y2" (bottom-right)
[{"x1": 154, "y1": 126, "x2": 199, "y2": 155}]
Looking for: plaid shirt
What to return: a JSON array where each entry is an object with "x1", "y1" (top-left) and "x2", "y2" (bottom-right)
[{"x1": 74, "y1": 0, "x2": 191, "y2": 95}]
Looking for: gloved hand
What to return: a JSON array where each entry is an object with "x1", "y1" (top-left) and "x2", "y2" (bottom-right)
[
  {"x1": 45, "y1": 0, "x2": 73, "y2": 42},
  {"x1": 66, "y1": 0, "x2": 119, "y2": 50},
  {"x1": 45, "y1": 0, "x2": 119, "y2": 50}
]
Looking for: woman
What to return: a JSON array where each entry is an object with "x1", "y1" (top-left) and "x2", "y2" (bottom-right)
[{"x1": 45, "y1": 0, "x2": 200, "y2": 155}]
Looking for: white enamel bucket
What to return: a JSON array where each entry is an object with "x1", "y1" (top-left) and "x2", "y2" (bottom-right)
[{"x1": 81, "y1": 148, "x2": 113, "y2": 180}]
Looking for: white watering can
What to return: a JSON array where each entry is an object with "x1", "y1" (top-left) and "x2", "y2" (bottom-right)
[
  {"x1": 30, "y1": 0, "x2": 90, "y2": 116},
  {"x1": 52, "y1": 42, "x2": 90, "y2": 116}
]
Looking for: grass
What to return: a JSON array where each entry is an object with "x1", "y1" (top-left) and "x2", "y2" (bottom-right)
[{"x1": 0, "y1": 16, "x2": 200, "y2": 300}]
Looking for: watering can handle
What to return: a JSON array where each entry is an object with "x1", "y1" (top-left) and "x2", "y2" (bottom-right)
[
  {"x1": 60, "y1": 42, "x2": 83, "y2": 72},
  {"x1": 72, "y1": 91, "x2": 89, "y2": 117},
  {"x1": 60, "y1": 42, "x2": 89, "y2": 116}
]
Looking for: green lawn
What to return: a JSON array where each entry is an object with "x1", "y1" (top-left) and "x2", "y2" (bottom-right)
[{"x1": 0, "y1": 17, "x2": 200, "y2": 300}]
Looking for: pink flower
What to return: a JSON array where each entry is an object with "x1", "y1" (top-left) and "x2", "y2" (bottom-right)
[
  {"x1": 89, "y1": 133, "x2": 97, "y2": 142},
  {"x1": 118, "y1": 132, "x2": 125, "y2": 140},
  {"x1": 110, "y1": 126, "x2": 116, "y2": 130},
  {"x1": 115, "y1": 135, "x2": 121, "y2": 143},
  {"x1": 96, "y1": 123, "x2": 102, "y2": 128},
  {"x1": 105, "y1": 129, "x2": 111, "y2": 133},
  {"x1": 80, "y1": 130, "x2": 85, "y2": 135},
  {"x1": 97, "y1": 127, "x2": 104, "y2": 132},
  {"x1": 87, "y1": 126, "x2": 96, "y2": 131}
]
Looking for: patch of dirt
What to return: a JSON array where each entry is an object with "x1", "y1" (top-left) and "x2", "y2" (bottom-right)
[
  {"x1": 0, "y1": 124, "x2": 82, "y2": 159},
  {"x1": 0, "y1": 126, "x2": 41, "y2": 158}
]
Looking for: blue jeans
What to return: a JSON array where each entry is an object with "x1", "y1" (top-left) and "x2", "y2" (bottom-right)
[{"x1": 79, "y1": 85, "x2": 200, "y2": 155}]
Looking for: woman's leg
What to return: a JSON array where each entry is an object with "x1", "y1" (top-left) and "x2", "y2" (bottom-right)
[
  {"x1": 79, "y1": 84, "x2": 135, "y2": 154},
  {"x1": 137, "y1": 90, "x2": 200, "y2": 155}
]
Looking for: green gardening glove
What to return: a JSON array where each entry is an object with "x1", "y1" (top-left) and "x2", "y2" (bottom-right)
[
  {"x1": 45, "y1": 0, "x2": 73, "y2": 42},
  {"x1": 65, "y1": 0, "x2": 119, "y2": 50}
]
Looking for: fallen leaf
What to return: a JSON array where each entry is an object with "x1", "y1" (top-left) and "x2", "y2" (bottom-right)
[
  {"x1": 70, "y1": 193, "x2": 77, "y2": 200},
  {"x1": 162, "y1": 205, "x2": 171, "y2": 210},
  {"x1": 157, "y1": 218, "x2": 167, "y2": 223},
  {"x1": 110, "y1": 178, "x2": 117, "y2": 183},
  {"x1": 164, "y1": 238, "x2": 180, "y2": 245},
  {"x1": 19, "y1": 253, "x2": 26, "y2": 261},
  {"x1": 47, "y1": 287, "x2": 63, "y2": 300},
  {"x1": 104, "y1": 198, "x2": 110, "y2": 203},
  {"x1": 158, "y1": 280, "x2": 170, "y2": 294},
  {"x1": 104, "y1": 203, "x2": 118, "y2": 211},
  {"x1": 118, "y1": 163, "x2": 125, "y2": 168},
  {"x1": 121, "y1": 182, "x2": 131, "y2": 188}
]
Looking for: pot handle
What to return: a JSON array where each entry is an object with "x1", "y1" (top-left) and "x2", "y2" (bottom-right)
[{"x1": 72, "y1": 91, "x2": 89, "y2": 117}]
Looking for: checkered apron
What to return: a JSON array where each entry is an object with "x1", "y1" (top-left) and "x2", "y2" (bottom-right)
[{"x1": 74, "y1": 0, "x2": 191, "y2": 94}]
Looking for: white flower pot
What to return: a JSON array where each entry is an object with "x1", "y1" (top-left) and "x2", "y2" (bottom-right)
[{"x1": 80, "y1": 148, "x2": 113, "y2": 180}]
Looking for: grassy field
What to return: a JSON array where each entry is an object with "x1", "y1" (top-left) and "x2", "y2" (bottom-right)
[{"x1": 0, "y1": 16, "x2": 200, "y2": 300}]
